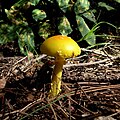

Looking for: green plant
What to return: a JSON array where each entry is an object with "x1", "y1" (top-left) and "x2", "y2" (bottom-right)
[
  {"x1": 78, "y1": 21, "x2": 118, "y2": 47},
  {"x1": 17, "y1": 28, "x2": 37, "y2": 56},
  {"x1": 0, "y1": 0, "x2": 119, "y2": 55}
]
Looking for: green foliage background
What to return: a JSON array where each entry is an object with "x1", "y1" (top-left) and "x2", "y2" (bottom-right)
[{"x1": 0, "y1": 0, "x2": 119, "y2": 55}]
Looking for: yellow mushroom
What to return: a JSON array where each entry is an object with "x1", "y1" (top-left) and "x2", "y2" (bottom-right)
[{"x1": 40, "y1": 35, "x2": 81, "y2": 97}]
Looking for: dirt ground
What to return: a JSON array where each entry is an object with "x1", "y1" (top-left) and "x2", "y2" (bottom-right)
[{"x1": 0, "y1": 43, "x2": 120, "y2": 120}]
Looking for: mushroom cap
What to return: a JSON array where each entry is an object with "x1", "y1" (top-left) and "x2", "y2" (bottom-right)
[{"x1": 40, "y1": 35, "x2": 81, "y2": 59}]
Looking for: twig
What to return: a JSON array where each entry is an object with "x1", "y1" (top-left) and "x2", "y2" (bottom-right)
[
  {"x1": 62, "y1": 86, "x2": 95, "y2": 115},
  {"x1": 80, "y1": 86, "x2": 93, "y2": 102},
  {"x1": 109, "y1": 111, "x2": 120, "y2": 117},
  {"x1": 67, "y1": 54, "x2": 87, "y2": 60},
  {"x1": 64, "y1": 56, "x2": 119, "y2": 68},
  {"x1": 48, "y1": 100, "x2": 58, "y2": 120},
  {"x1": 68, "y1": 98, "x2": 71, "y2": 120},
  {"x1": 33, "y1": 54, "x2": 47, "y2": 62},
  {"x1": 20, "y1": 95, "x2": 43, "y2": 113},
  {"x1": 74, "y1": 84, "x2": 120, "y2": 94},
  {"x1": 54, "y1": 103, "x2": 69, "y2": 118},
  {"x1": 77, "y1": 82, "x2": 108, "y2": 86},
  {"x1": 67, "y1": 96, "x2": 95, "y2": 115},
  {"x1": 12, "y1": 56, "x2": 27, "y2": 67},
  {"x1": 20, "y1": 54, "x2": 46, "y2": 71},
  {"x1": 2, "y1": 95, "x2": 44, "y2": 120},
  {"x1": 2, "y1": 94, "x2": 42, "y2": 116},
  {"x1": 81, "y1": 48, "x2": 109, "y2": 57},
  {"x1": 113, "y1": 101, "x2": 120, "y2": 107}
]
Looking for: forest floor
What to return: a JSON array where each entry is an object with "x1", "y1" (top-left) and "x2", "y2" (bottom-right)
[{"x1": 0, "y1": 41, "x2": 120, "y2": 120}]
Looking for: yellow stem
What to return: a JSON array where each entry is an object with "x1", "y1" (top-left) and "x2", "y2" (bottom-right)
[{"x1": 50, "y1": 59, "x2": 65, "y2": 97}]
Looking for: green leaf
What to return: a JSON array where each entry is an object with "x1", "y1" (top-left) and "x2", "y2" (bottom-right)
[
  {"x1": 74, "y1": 0, "x2": 90, "y2": 14},
  {"x1": 30, "y1": 0, "x2": 41, "y2": 6},
  {"x1": 38, "y1": 22, "x2": 51, "y2": 39},
  {"x1": 56, "y1": 0, "x2": 70, "y2": 12},
  {"x1": 0, "y1": 24, "x2": 18, "y2": 45},
  {"x1": 14, "y1": 0, "x2": 41, "y2": 7},
  {"x1": 13, "y1": 0, "x2": 29, "y2": 7},
  {"x1": 76, "y1": 16, "x2": 96, "y2": 45},
  {"x1": 18, "y1": 29, "x2": 36, "y2": 55},
  {"x1": 32, "y1": 9, "x2": 46, "y2": 21},
  {"x1": 98, "y1": 2, "x2": 115, "y2": 11},
  {"x1": 114, "y1": 0, "x2": 120, "y2": 3},
  {"x1": 83, "y1": 11, "x2": 96, "y2": 23},
  {"x1": 58, "y1": 16, "x2": 72, "y2": 35}
]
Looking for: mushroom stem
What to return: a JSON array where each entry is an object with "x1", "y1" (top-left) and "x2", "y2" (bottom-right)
[{"x1": 50, "y1": 59, "x2": 65, "y2": 97}]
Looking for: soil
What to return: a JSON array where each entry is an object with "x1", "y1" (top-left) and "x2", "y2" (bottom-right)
[{"x1": 0, "y1": 42, "x2": 120, "y2": 120}]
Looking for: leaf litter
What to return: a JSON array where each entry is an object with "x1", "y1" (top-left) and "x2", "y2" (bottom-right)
[{"x1": 0, "y1": 44, "x2": 120, "y2": 120}]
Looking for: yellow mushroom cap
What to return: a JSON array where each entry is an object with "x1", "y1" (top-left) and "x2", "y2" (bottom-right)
[{"x1": 40, "y1": 35, "x2": 81, "y2": 59}]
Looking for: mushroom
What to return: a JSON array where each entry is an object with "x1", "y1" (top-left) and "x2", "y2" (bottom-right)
[{"x1": 40, "y1": 35, "x2": 81, "y2": 97}]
